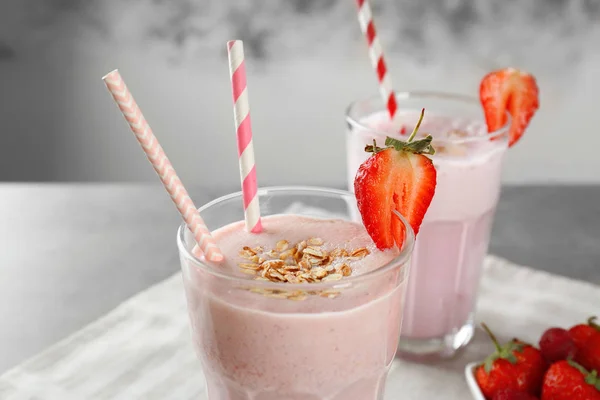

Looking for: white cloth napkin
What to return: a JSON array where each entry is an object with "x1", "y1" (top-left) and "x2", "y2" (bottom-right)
[{"x1": 0, "y1": 255, "x2": 598, "y2": 400}]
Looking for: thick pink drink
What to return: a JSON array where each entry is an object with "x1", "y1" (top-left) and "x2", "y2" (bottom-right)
[
  {"x1": 346, "y1": 94, "x2": 509, "y2": 357},
  {"x1": 178, "y1": 188, "x2": 413, "y2": 399}
]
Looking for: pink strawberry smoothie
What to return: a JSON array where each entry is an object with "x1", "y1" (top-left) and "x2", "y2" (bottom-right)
[
  {"x1": 181, "y1": 214, "x2": 409, "y2": 400},
  {"x1": 346, "y1": 110, "x2": 507, "y2": 343}
]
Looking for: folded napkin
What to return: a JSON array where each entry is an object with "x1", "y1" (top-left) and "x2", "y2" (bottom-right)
[{"x1": 1, "y1": 255, "x2": 598, "y2": 399}]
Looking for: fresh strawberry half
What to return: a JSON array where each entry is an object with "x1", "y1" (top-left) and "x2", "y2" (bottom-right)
[
  {"x1": 479, "y1": 68, "x2": 539, "y2": 147},
  {"x1": 354, "y1": 109, "x2": 437, "y2": 250}
]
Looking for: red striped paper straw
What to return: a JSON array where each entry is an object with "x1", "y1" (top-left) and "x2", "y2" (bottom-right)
[
  {"x1": 102, "y1": 69, "x2": 224, "y2": 263},
  {"x1": 227, "y1": 40, "x2": 262, "y2": 233},
  {"x1": 356, "y1": 0, "x2": 398, "y2": 121}
]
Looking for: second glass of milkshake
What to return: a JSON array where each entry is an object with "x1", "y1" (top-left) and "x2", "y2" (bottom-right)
[
  {"x1": 178, "y1": 187, "x2": 414, "y2": 400},
  {"x1": 346, "y1": 92, "x2": 510, "y2": 358}
]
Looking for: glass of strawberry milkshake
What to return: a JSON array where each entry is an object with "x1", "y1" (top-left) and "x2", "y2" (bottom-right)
[
  {"x1": 346, "y1": 70, "x2": 538, "y2": 359},
  {"x1": 178, "y1": 187, "x2": 416, "y2": 400}
]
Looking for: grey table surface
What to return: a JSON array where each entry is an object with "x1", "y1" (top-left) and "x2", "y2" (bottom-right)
[{"x1": 0, "y1": 183, "x2": 598, "y2": 375}]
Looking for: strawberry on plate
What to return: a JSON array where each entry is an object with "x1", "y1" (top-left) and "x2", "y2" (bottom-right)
[
  {"x1": 475, "y1": 324, "x2": 547, "y2": 399},
  {"x1": 492, "y1": 388, "x2": 538, "y2": 400},
  {"x1": 354, "y1": 109, "x2": 437, "y2": 250},
  {"x1": 569, "y1": 317, "x2": 600, "y2": 349},
  {"x1": 480, "y1": 68, "x2": 539, "y2": 147},
  {"x1": 541, "y1": 360, "x2": 600, "y2": 400},
  {"x1": 539, "y1": 327, "x2": 577, "y2": 363},
  {"x1": 568, "y1": 316, "x2": 600, "y2": 373}
]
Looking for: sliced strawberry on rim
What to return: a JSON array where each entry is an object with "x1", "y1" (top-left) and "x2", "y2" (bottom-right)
[
  {"x1": 354, "y1": 109, "x2": 437, "y2": 250},
  {"x1": 480, "y1": 68, "x2": 539, "y2": 147}
]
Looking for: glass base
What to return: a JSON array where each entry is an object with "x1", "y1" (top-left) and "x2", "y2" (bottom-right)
[{"x1": 396, "y1": 320, "x2": 475, "y2": 361}]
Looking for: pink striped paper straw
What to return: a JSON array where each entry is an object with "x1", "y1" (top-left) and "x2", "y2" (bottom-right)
[
  {"x1": 227, "y1": 40, "x2": 262, "y2": 233},
  {"x1": 356, "y1": 0, "x2": 398, "y2": 121},
  {"x1": 102, "y1": 69, "x2": 224, "y2": 262}
]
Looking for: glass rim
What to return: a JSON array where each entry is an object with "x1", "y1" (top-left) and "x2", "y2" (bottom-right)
[
  {"x1": 177, "y1": 186, "x2": 414, "y2": 290},
  {"x1": 345, "y1": 91, "x2": 511, "y2": 145}
]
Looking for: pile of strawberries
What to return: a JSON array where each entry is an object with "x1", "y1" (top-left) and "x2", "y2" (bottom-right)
[{"x1": 475, "y1": 318, "x2": 600, "y2": 400}]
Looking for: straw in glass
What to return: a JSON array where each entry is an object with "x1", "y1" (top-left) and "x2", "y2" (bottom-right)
[
  {"x1": 227, "y1": 40, "x2": 262, "y2": 233},
  {"x1": 102, "y1": 69, "x2": 224, "y2": 262},
  {"x1": 356, "y1": 0, "x2": 398, "y2": 122}
]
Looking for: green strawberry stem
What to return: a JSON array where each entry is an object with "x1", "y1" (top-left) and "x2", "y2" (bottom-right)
[
  {"x1": 481, "y1": 323, "x2": 502, "y2": 353},
  {"x1": 364, "y1": 108, "x2": 436, "y2": 156},
  {"x1": 567, "y1": 360, "x2": 600, "y2": 391},
  {"x1": 589, "y1": 316, "x2": 600, "y2": 331},
  {"x1": 481, "y1": 322, "x2": 524, "y2": 373},
  {"x1": 406, "y1": 108, "x2": 425, "y2": 142}
]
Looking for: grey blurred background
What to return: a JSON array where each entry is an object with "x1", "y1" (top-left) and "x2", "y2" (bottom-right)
[{"x1": 1, "y1": 0, "x2": 599, "y2": 188}]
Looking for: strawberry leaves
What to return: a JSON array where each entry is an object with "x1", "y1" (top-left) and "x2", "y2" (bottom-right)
[
  {"x1": 567, "y1": 360, "x2": 600, "y2": 391},
  {"x1": 384, "y1": 136, "x2": 435, "y2": 155},
  {"x1": 481, "y1": 323, "x2": 526, "y2": 374},
  {"x1": 364, "y1": 108, "x2": 436, "y2": 156}
]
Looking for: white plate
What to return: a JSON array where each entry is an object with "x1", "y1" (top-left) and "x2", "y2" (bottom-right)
[{"x1": 465, "y1": 362, "x2": 486, "y2": 400}]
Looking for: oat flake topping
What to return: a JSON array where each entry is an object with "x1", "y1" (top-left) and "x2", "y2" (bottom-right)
[{"x1": 237, "y1": 238, "x2": 370, "y2": 300}]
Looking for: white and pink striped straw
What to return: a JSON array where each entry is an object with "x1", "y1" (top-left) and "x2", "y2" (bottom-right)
[
  {"x1": 102, "y1": 69, "x2": 224, "y2": 263},
  {"x1": 356, "y1": 0, "x2": 398, "y2": 122},
  {"x1": 227, "y1": 40, "x2": 262, "y2": 233}
]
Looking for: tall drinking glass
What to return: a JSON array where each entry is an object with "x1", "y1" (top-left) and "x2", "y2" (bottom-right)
[
  {"x1": 178, "y1": 187, "x2": 414, "y2": 399},
  {"x1": 346, "y1": 93, "x2": 509, "y2": 359}
]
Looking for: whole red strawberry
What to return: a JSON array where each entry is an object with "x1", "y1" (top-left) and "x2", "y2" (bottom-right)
[
  {"x1": 493, "y1": 388, "x2": 538, "y2": 400},
  {"x1": 354, "y1": 109, "x2": 437, "y2": 250},
  {"x1": 539, "y1": 327, "x2": 577, "y2": 363},
  {"x1": 479, "y1": 68, "x2": 539, "y2": 147},
  {"x1": 569, "y1": 317, "x2": 600, "y2": 372},
  {"x1": 475, "y1": 324, "x2": 547, "y2": 399},
  {"x1": 569, "y1": 317, "x2": 600, "y2": 348},
  {"x1": 579, "y1": 334, "x2": 600, "y2": 373},
  {"x1": 541, "y1": 360, "x2": 600, "y2": 400}
]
